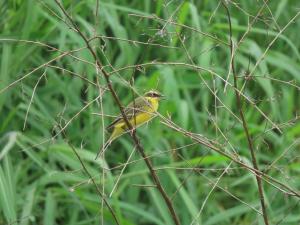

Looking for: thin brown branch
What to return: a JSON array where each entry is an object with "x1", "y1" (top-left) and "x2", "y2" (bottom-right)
[
  {"x1": 160, "y1": 115, "x2": 300, "y2": 198},
  {"x1": 181, "y1": 156, "x2": 263, "y2": 216},
  {"x1": 88, "y1": 35, "x2": 179, "y2": 49},
  {"x1": 53, "y1": 1, "x2": 180, "y2": 224},
  {"x1": 107, "y1": 61, "x2": 281, "y2": 131},
  {"x1": 241, "y1": 9, "x2": 300, "y2": 93},
  {"x1": 221, "y1": 2, "x2": 269, "y2": 225},
  {"x1": 23, "y1": 70, "x2": 46, "y2": 130},
  {"x1": 191, "y1": 162, "x2": 233, "y2": 224},
  {"x1": 47, "y1": 65, "x2": 98, "y2": 86},
  {"x1": 0, "y1": 51, "x2": 69, "y2": 94},
  {"x1": 61, "y1": 129, "x2": 120, "y2": 225},
  {"x1": 128, "y1": 13, "x2": 229, "y2": 46}
]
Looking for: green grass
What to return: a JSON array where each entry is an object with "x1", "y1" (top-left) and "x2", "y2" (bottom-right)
[{"x1": 1, "y1": 0, "x2": 300, "y2": 224}]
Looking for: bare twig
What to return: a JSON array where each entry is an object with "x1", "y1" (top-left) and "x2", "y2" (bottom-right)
[
  {"x1": 89, "y1": 35, "x2": 179, "y2": 49},
  {"x1": 53, "y1": 1, "x2": 180, "y2": 224},
  {"x1": 61, "y1": 129, "x2": 120, "y2": 225},
  {"x1": 23, "y1": 70, "x2": 47, "y2": 130},
  {"x1": 47, "y1": 65, "x2": 98, "y2": 86},
  {"x1": 190, "y1": 162, "x2": 233, "y2": 224},
  {"x1": 159, "y1": 115, "x2": 300, "y2": 198},
  {"x1": 128, "y1": 13, "x2": 229, "y2": 46},
  {"x1": 221, "y1": 2, "x2": 269, "y2": 224},
  {"x1": 109, "y1": 147, "x2": 136, "y2": 197},
  {"x1": 241, "y1": 9, "x2": 300, "y2": 93},
  {"x1": 107, "y1": 61, "x2": 281, "y2": 131},
  {"x1": 184, "y1": 158, "x2": 263, "y2": 216},
  {"x1": 0, "y1": 51, "x2": 69, "y2": 94},
  {"x1": 265, "y1": 138, "x2": 300, "y2": 172}
]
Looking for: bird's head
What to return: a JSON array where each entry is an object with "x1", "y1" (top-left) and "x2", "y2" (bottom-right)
[{"x1": 144, "y1": 90, "x2": 164, "y2": 99}]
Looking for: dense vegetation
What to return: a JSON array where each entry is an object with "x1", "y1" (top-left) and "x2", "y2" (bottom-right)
[{"x1": 0, "y1": 0, "x2": 300, "y2": 224}]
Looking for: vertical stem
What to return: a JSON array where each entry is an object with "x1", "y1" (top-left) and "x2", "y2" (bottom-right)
[
  {"x1": 54, "y1": 1, "x2": 180, "y2": 224},
  {"x1": 221, "y1": 2, "x2": 269, "y2": 225},
  {"x1": 61, "y1": 130, "x2": 120, "y2": 225}
]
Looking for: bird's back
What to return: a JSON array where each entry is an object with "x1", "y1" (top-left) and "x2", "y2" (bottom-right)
[{"x1": 106, "y1": 96, "x2": 157, "y2": 131}]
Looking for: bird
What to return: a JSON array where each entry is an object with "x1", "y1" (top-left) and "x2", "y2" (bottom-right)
[{"x1": 95, "y1": 90, "x2": 164, "y2": 159}]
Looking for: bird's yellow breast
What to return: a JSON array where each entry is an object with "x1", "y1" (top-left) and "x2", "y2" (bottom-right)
[
  {"x1": 145, "y1": 97, "x2": 159, "y2": 112},
  {"x1": 129, "y1": 97, "x2": 158, "y2": 126},
  {"x1": 114, "y1": 97, "x2": 159, "y2": 129},
  {"x1": 129, "y1": 112, "x2": 153, "y2": 127}
]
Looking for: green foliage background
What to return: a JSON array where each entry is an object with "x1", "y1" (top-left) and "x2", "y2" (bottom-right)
[{"x1": 0, "y1": 0, "x2": 300, "y2": 224}]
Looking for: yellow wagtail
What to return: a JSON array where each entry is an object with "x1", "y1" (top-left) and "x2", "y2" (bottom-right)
[{"x1": 95, "y1": 90, "x2": 164, "y2": 159}]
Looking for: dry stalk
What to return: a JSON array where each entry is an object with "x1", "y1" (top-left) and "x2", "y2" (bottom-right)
[
  {"x1": 54, "y1": 1, "x2": 180, "y2": 224},
  {"x1": 61, "y1": 130, "x2": 120, "y2": 225},
  {"x1": 221, "y1": 2, "x2": 269, "y2": 224}
]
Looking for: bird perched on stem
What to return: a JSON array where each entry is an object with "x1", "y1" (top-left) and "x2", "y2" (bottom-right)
[{"x1": 95, "y1": 90, "x2": 164, "y2": 159}]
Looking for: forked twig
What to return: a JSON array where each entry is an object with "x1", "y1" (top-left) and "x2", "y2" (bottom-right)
[
  {"x1": 23, "y1": 70, "x2": 46, "y2": 130},
  {"x1": 221, "y1": 1, "x2": 269, "y2": 225},
  {"x1": 190, "y1": 161, "x2": 233, "y2": 224},
  {"x1": 53, "y1": 1, "x2": 180, "y2": 224},
  {"x1": 61, "y1": 129, "x2": 120, "y2": 225},
  {"x1": 159, "y1": 115, "x2": 300, "y2": 198}
]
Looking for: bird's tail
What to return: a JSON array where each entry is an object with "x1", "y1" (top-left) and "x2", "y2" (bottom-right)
[
  {"x1": 95, "y1": 138, "x2": 112, "y2": 160},
  {"x1": 95, "y1": 128, "x2": 121, "y2": 160}
]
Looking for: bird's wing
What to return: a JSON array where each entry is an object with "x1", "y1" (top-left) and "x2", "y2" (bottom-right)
[{"x1": 106, "y1": 96, "x2": 149, "y2": 130}]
